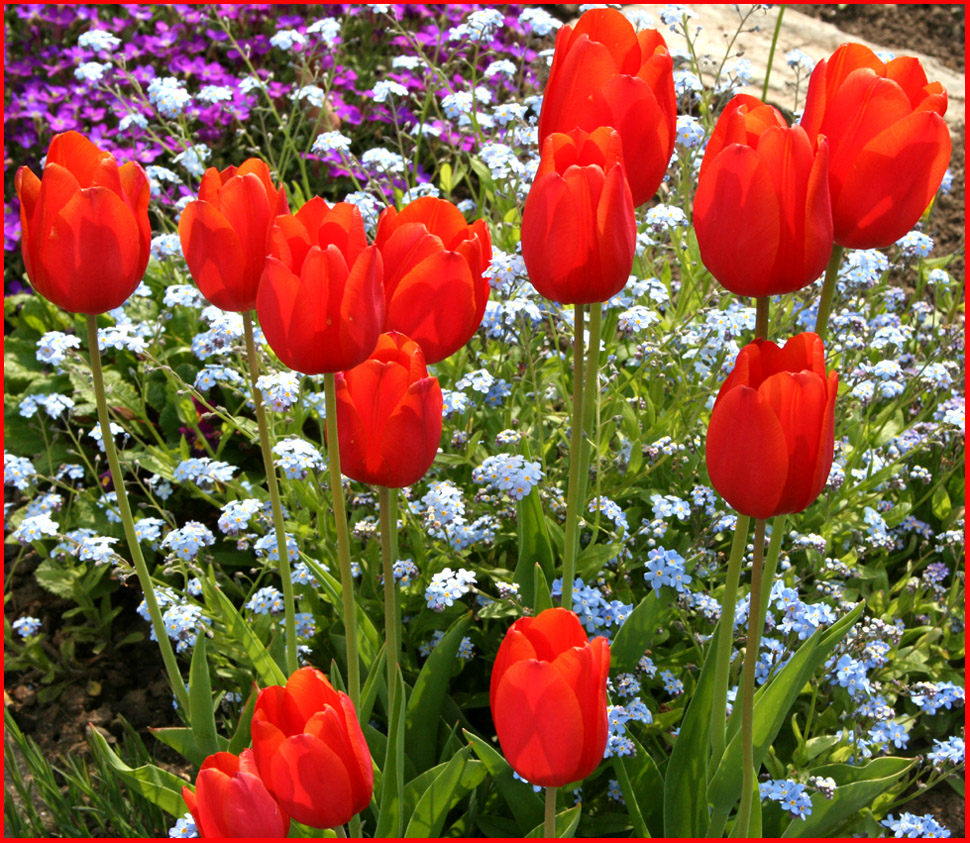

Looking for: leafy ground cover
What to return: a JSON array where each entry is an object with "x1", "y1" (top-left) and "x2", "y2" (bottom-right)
[{"x1": 4, "y1": 3, "x2": 965, "y2": 838}]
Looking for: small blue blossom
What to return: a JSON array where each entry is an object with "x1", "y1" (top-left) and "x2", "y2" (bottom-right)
[
  {"x1": 4, "y1": 452, "x2": 37, "y2": 490},
  {"x1": 246, "y1": 586, "x2": 285, "y2": 615},
  {"x1": 254, "y1": 532, "x2": 299, "y2": 563},
  {"x1": 272, "y1": 438, "x2": 326, "y2": 479},
  {"x1": 12, "y1": 616, "x2": 42, "y2": 638},
  {"x1": 174, "y1": 457, "x2": 236, "y2": 490},
  {"x1": 472, "y1": 454, "x2": 543, "y2": 501},
  {"x1": 162, "y1": 522, "x2": 215, "y2": 561},
  {"x1": 761, "y1": 779, "x2": 813, "y2": 820},
  {"x1": 392, "y1": 559, "x2": 419, "y2": 586},
  {"x1": 880, "y1": 812, "x2": 951, "y2": 838},
  {"x1": 36, "y1": 331, "x2": 81, "y2": 368},
  {"x1": 147, "y1": 76, "x2": 191, "y2": 118},
  {"x1": 425, "y1": 567, "x2": 477, "y2": 611},
  {"x1": 12, "y1": 514, "x2": 59, "y2": 543},
  {"x1": 927, "y1": 736, "x2": 965, "y2": 768},
  {"x1": 173, "y1": 144, "x2": 212, "y2": 179},
  {"x1": 168, "y1": 812, "x2": 198, "y2": 838}
]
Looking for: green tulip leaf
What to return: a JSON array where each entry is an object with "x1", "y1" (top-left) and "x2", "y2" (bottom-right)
[
  {"x1": 149, "y1": 727, "x2": 207, "y2": 768},
  {"x1": 375, "y1": 665, "x2": 407, "y2": 838},
  {"x1": 526, "y1": 803, "x2": 582, "y2": 838},
  {"x1": 404, "y1": 747, "x2": 485, "y2": 837},
  {"x1": 188, "y1": 634, "x2": 219, "y2": 758},
  {"x1": 514, "y1": 487, "x2": 554, "y2": 607},
  {"x1": 465, "y1": 730, "x2": 544, "y2": 833},
  {"x1": 610, "y1": 590, "x2": 671, "y2": 673},
  {"x1": 226, "y1": 687, "x2": 258, "y2": 756},
  {"x1": 533, "y1": 562, "x2": 553, "y2": 613},
  {"x1": 614, "y1": 731, "x2": 663, "y2": 837}
]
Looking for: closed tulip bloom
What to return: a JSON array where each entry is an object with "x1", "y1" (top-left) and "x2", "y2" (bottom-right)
[
  {"x1": 251, "y1": 667, "x2": 373, "y2": 830},
  {"x1": 800, "y1": 43, "x2": 950, "y2": 249},
  {"x1": 335, "y1": 332, "x2": 442, "y2": 488},
  {"x1": 538, "y1": 8, "x2": 676, "y2": 207},
  {"x1": 179, "y1": 158, "x2": 289, "y2": 312},
  {"x1": 693, "y1": 94, "x2": 833, "y2": 298},
  {"x1": 14, "y1": 131, "x2": 151, "y2": 314},
  {"x1": 375, "y1": 197, "x2": 491, "y2": 364},
  {"x1": 706, "y1": 332, "x2": 838, "y2": 520},
  {"x1": 182, "y1": 748, "x2": 289, "y2": 838},
  {"x1": 257, "y1": 197, "x2": 384, "y2": 374},
  {"x1": 522, "y1": 127, "x2": 637, "y2": 305},
  {"x1": 490, "y1": 607, "x2": 610, "y2": 787}
]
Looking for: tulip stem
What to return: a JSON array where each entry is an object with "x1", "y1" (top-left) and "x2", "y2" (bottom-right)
[
  {"x1": 324, "y1": 372, "x2": 362, "y2": 716},
  {"x1": 378, "y1": 485, "x2": 400, "y2": 716},
  {"x1": 709, "y1": 512, "x2": 750, "y2": 767},
  {"x1": 581, "y1": 301, "x2": 603, "y2": 510},
  {"x1": 759, "y1": 514, "x2": 788, "y2": 618},
  {"x1": 761, "y1": 5, "x2": 786, "y2": 102},
  {"x1": 545, "y1": 786, "x2": 557, "y2": 838},
  {"x1": 814, "y1": 244, "x2": 844, "y2": 340},
  {"x1": 755, "y1": 296, "x2": 769, "y2": 340},
  {"x1": 243, "y1": 312, "x2": 298, "y2": 677},
  {"x1": 333, "y1": 825, "x2": 347, "y2": 838},
  {"x1": 85, "y1": 316, "x2": 189, "y2": 713},
  {"x1": 734, "y1": 518, "x2": 767, "y2": 838},
  {"x1": 561, "y1": 304, "x2": 586, "y2": 610}
]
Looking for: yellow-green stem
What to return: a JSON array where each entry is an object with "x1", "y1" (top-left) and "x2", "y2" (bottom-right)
[
  {"x1": 755, "y1": 296, "x2": 769, "y2": 340},
  {"x1": 580, "y1": 301, "x2": 603, "y2": 518},
  {"x1": 324, "y1": 372, "x2": 361, "y2": 714},
  {"x1": 561, "y1": 304, "x2": 586, "y2": 609},
  {"x1": 379, "y1": 486, "x2": 400, "y2": 716},
  {"x1": 545, "y1": 786, "x2": 558, "y2": 838},
  {"x1": 709, "y1": 512, "x2": 751, "y2": 767},
  {"x1": 759, "y1": 515, "x2": 788, "y2": 616},
  {"x1": 733, "y1": 518, "x2": 768, "y2": 837},
  {"x1": 242, "y1": 312, "x2": 298, "y2": 676},
  {"x1": 85, "y1": 316, "x2": 188, "y2": 712},
  {"x1": 814, "y1": 245, "x2": 845, "y2": 341},
  {"x1": 761, "y1": 5, "x2": 786, "y2": 101}
]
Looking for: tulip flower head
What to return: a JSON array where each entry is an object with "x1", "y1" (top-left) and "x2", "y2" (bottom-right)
[
  {"x1": 521, "y1": 127, "x2": 637, "y2": 305},
  {"x1": 257, "y1": 197, "x2": 384, "y2": 374},
  {"x1": 251, "y1": 667, "x2": 373, "y2": 830},
  {"x1": 706, "y1": 332, "x2": 838, "y2": 520},
  {"x1": 179, "y1": 158, "x2": 289, "y2": 312},
  {"x1": 182, "y1": 748, "x2": 289, "y2": 838},
  {"x1": 15, "y1": 131, "x2": 151, "y2": 314},
  {"x1": 375, "y1": 197, "x2": 491, "y2": 364},
  {"x1": 538, "y1": 8, "x2": 677, "y2": 206},
  {"x1": 693, "y1": 94, "x2": 833, "y2": 298},
  {"x1": 490, "y1": 607, "x2": 610, "y2": 787},
  {"x1": 335, "y1": 331, "x2": 443, "y2": 488},
  {"x1": 800, "y1": 43, "x2": 950, "y2": 249}
]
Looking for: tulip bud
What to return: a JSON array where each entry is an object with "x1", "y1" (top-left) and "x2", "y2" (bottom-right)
[
  {"x1": 256, "y1": 197, "x2": 384, "y2": 374},
  {"x1": 182, "y1": 748, "x2": 289, "y2": 838},
  {"x1": 800, "y1": 43, "x2": 950, "y2": 249},
  {"x1": 375, "y1": 197, "x2": 492, "y2": 364},
  {"x1": 179, "y1": 158, "x2": 289, "y2": 312},
  {"x1": 538, "y1": 8, "x2": 677, "y2": 207},
  {"x1": 693, "y1": 94, "x2": 833, "y2": 298},
  {"x1": 522, "y1": 127, "x2": 637, "y2": 305},
  {"x1": 490, "y1": 607, "x2": 610, "y2": 787},
  {"x1": 706, "y1": 332, "x2": 838, "y2": 520},
  {"x1": 334, "y1": 331, "x2": 443, "y2": 488},
  {"x1": 15, "y1": 131, "x2": 151, "y2": 314}
]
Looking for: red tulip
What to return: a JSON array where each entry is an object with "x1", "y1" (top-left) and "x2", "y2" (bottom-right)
[
  {"x1": 334, "y1": 331, "x2": 443, "y2": 488},
  {"x1": 538, "y1": 8, "x2": 677, "y2": 207},
  {"x1": 182, "y1": 748, "x2": 289, "y2": 838},
  {"x1": 800, "y1": 43, "x2": 951, "y2": 249},
  {"x1": 706, "y1": 332, "x2": 838, "y2": 520},
  {"x1": 521, "y1": 127, "x2": 637, "y2": 305},
  {"x1": 374, "y1": 197, "x2": 491, "y2": 364},
  {"x1": 693, "y1": 94, "x2": 833, "y2": 297},
  {"x1": 14, "y1": 131, "x2": 151, "y2": 314},
  {"x1": 179, "y1": 158, "x2": 289, "y2": 312},
  {"x1": 490, "y1": 607, "x2": 610, "y2": 787},
  {"x1": 251, "y1": 667, "x2": 373, "y2": 830},
  {"x1": 256, "y1": 197, "x2": 384, "y2": 374}
]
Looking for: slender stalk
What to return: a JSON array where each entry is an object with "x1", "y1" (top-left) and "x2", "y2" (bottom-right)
[
  {"x1": 545, "y1": 786, "x2": 557, "y2": 839},
  {"x1": 733, "y1": 518, "x2": 768, "y2": 838},
  {"x1": 814, "y1": 245, "x2": 845, "y2": 340},
  {"x1": 755, "y1": 296, "x2": 769, "y2": 340},
  {"x1": 242, "y1": 312, "x2": 298, "y2": 676},
  {"x1": 580, "y1": 301, "x2": 603, "y2": 512},
  {"x1": 759, "y1": 514, "x2": 788, "y2": 618},
  {"x1": 709, "y1": 513, "x2": 751, "y2": 767},
  {"x1": 333, "y1": 824, "x2": 347, "y2": 838},
  {"x1": 379, "y1": 486, "x2": 399, "y2": 715},
  {"x1": 561, "y1": 304, "x2": 586, "y2": 609},
  {"x1": 761, "y1": 5, "x2": 786, "y2": 101},
  {"x1": 324, "y1": 372, "x2": 361, "y2": 714},
  {"x1": 85, "y1": 316, "x2": 188, "y2": 712}
]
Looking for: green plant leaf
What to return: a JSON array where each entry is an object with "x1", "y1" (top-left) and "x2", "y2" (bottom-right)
[
  {"x1": 610, "y1": 590, "x2": 671, "y2": 673},
  {"x1": 533, "y1": 562, "x2": 553, "y2": 613},
  {"x1": 405, "y1": 612, "x2": 470, "y2": 772},
  {"x1": 526, "y1": 803, "x2": 582, "y2": 838},
  {"x1": 150, "y1": 727, "x2": 226, "y2": 767},
  {"x1": 514, "y1": 487, "x2": 554, "y2": 607},
  {"x1": 404, "y1": 747, "x2": 485, "y2": 837},
  {"x1": 226, "y1": 687, "x2": 257, "y2": 756},
  {"x1": 88, "y1": 726, "x2": 188, "y2": 817},
  {"x1": 614, "y1": 731, "x2": 663, "y2": 837},
  {"x1": 188, "y1": 635, "x2": 219, "y2": 757},
  {"x1": 465, "y1": 730, "x2": 543, "y2": 833},
  {"x1": 375, "y1": 665, "x2": 407, "y2": 838}
]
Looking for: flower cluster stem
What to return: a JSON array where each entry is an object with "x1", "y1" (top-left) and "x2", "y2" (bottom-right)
[
  {"x1": 545, "y1": 786, "x2": 558, "y2": 838},
  {"x1": 243, "y1": 312, "x2": 298, "y2": 677},
  {"x1": 814, "y1": 244, "x2": 845, "y2": 340},
  {"x1": 324, "y1": 372, "x2": 361, "y2": 715},
  {"x1": 561, "y1": 304, "x2": 586, "y2": 609},
  {"x1": 709, "y1": 513, "x2": 751, "y2": 767},
  {"x1": 85, "y1": 315, "x2": 189, "y2": 712},
  {"x1": 733, "y1": 517, "x2": 767, "y2": 837}
]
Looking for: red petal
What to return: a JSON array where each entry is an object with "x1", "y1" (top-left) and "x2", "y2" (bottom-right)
[
  {"x1": 521, "y1": 607, "x2": 590, "y2": 660},
  {"x1": 45, "y1": 131, "x2": 111, "y2": 187},
  {"x1": 179, "y1": 200, "x2": 248, "y2": 311},
  {"x1": 268, "y1": 734, "x2": 355, "y2": 829}
]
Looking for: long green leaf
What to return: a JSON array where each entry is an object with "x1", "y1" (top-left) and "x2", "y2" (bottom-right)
[
  {"x1": 227, "y1": 687, "x2": 257, "y2": 755},
  {"x1": 614, "y1": 732, "x2": 663, "y2": 837},
  {"x1": 405, "y1": 612, "x2": 470, "y2": 772},
  {"x1": 188, "y1": 635, "x2": 219, "y2": 757},
  {"x1": 150, "y1": 727, "x2": 206, "y2": 767},
  {"x1": 662, "y1": 618, "x2": 722, "y2": 836},
  {"x1": 526, "y1": 803, "x2": 581, "y2": 838},
  {"x1": 465, "y1": 730, "x2": 543, "y2": 833},
  {"x1": 610, "y1": 591, "x2": 670, "y2": 673},
  {"x1": 375, "y1": 666, "x2": 407, "y2": 838},
  {"x1": 306, "y1": 559, "x2": 381, "y2": 668},
  {"x1": 709, "y1": 603, "x2": 865, "y2": 814},
  {"x1": 88, "y1": 727, "x2": 187, "y2": 817},
  {"x1": 533, "y1": 562, "x2": 553, "y2": 613},
  {"x1": 514, "y1": 487, "x2": 554, "y2": 607},
  {"x1": 781, "y1": 757, "x2": 915, "y2": 837},
  {"x1": 404, "y1": 747, "x2": 486, "y2": 837}
]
